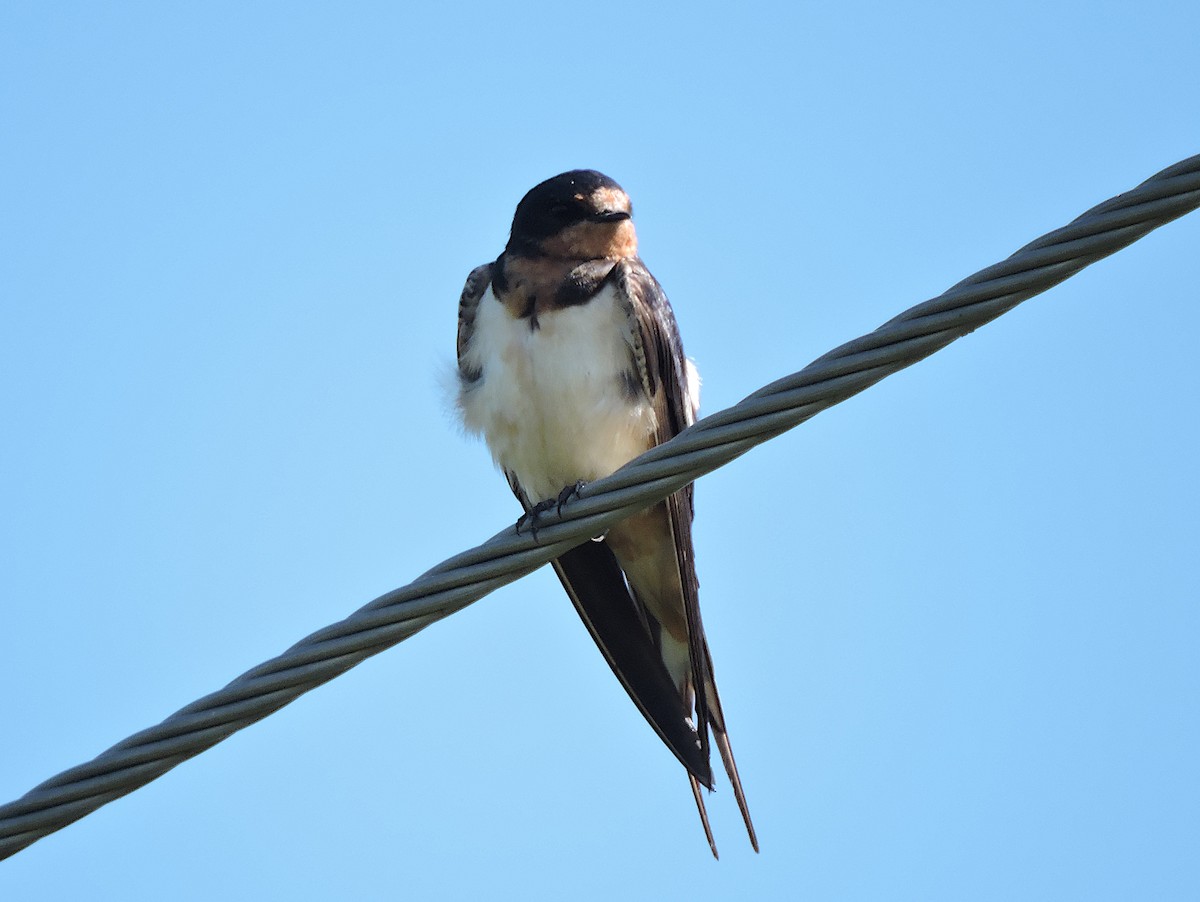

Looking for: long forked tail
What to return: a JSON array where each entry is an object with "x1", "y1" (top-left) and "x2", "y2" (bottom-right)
[
  {"x1": 663, "y1": 488, "x2": 759, "y2": 854},
  {"x1": 701, "y1": 654, "x2": 760, "y2": 854},
  {"x1": 688, "y1": 727, "x2": 759, "y2": 858}
]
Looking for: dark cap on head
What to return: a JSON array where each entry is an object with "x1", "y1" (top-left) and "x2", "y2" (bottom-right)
[{"x1": 508, "y1": 170, "x2": 633, "y2": 252}]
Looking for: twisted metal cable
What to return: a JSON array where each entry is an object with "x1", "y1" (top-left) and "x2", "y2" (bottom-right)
[{"x1": 2, "y1": 155, "x2": 1198, "y2": 860}]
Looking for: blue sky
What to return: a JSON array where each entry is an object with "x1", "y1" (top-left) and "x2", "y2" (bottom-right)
[{"x1": 2, "y1": 2, "x2": 1198, "y2": 899}]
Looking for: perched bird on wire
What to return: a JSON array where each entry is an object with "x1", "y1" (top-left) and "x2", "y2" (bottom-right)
[{"x1": 455, "y1": 169, "x2": 756, "y2": 857}]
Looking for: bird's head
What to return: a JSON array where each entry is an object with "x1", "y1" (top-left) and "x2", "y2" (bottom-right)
[{"x1": 507, "y1": 169, "x2": 637, "y2": 260}]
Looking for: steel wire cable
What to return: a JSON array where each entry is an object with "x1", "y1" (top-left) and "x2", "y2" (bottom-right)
[{"x1": 2, "y1": 154, "x2": 1197, "y2": 859}]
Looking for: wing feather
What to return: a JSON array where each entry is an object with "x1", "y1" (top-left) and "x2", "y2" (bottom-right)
[
  {"x1": 456, "y1": 263, "x2": 493, "y2": 383},
  {"x1": 614, "y1": 259, "x2": 758, "y2": 851}
]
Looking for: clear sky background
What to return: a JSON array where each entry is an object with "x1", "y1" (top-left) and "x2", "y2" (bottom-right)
[{"x1": 2, "y1": 3, "x2": 1198, "y2": 900}]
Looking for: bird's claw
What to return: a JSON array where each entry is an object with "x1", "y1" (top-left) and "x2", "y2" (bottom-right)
[
  {"x1": 515, "y1": 498, "x2": 556, "y2": 539},
  {"x1": 515, "y1": 481, "x2": 588, "y2": 540},
  {"x1": 555, "y1": 480, "x2": 587, "y2": 516}
]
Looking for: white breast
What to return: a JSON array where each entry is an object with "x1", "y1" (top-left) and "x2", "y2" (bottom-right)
[{"x1": 458, "y1": 282, "x2": 658, "y2": 503}]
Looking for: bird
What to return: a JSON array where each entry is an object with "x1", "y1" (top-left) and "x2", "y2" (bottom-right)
[{"x1": 455, "y1": 169, "x2": 756, "y2": 856}]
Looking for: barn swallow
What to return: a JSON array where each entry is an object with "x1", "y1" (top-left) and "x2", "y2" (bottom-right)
[{"x1": 456, "y1": 170, "x2": 756, "y2": 856}]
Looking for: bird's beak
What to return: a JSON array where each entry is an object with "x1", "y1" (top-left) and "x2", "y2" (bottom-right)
[{"x1": 590, "y1": 210, "x2": 632, "y2": 223}]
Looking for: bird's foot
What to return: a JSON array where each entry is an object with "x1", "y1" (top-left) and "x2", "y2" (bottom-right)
[
  {"x1": 515, "y1": 498, "x2": 556, "y2": 539},
  {"x1": 555, "y1": 480, "x2": 587, "y2": 515},
  {"x1": 515, "y1": 481, "x2": 588, "y2": 540}
]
